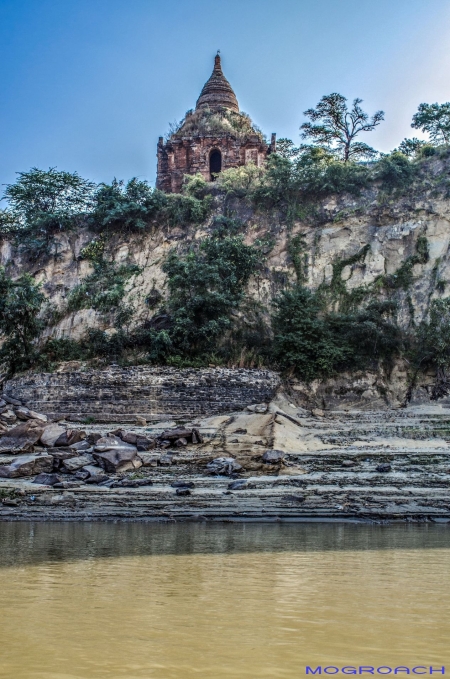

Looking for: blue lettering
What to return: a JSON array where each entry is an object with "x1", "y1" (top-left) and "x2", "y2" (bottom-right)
[
  {"x1": 377, "y1": 668, "x2": 393, "y2": 674},
  {"x1": 360, "y1": 668, "x2": 375, "y2": 675},
  {"x1": 306, "y1": 668, "x2": 322, "y2": 675},
  {"x1": 412, "y1": 669, "x2": 427, "y2": 675},
  {"x1": 429, "y1": 669, "x2": 445, "y2": 675},
  {"x1": 342, "y1": 668, "x2": 357, "y2": 675},
  {"x1": 324, "y1": 668, "x2": 339, "y2": 675},
  {"x1": 394, "y1": 669, "x2": 410, "y2": 675}
]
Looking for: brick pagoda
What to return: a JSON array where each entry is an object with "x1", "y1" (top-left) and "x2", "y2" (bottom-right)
[{"x1": 156, "y1": 54, "x2": 276, "y2": 193}]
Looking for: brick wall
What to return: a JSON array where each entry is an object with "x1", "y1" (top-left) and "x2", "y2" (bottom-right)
[{"x1": 5, "y1": 367, "x2": 280, "y2": 422}]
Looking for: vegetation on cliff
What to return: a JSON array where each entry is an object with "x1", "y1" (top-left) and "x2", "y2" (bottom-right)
[{"x1": 2, "y1": 96, "x2": 450, "y2": 396}]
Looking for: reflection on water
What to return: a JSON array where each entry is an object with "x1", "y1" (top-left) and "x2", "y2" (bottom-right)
[{"x1": 0, "y1": 522, "x2": 449, "y2": 679}]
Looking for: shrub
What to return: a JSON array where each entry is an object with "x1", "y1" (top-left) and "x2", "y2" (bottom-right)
[
  {"x1": 271, "y1": 286, "x2": 402, "y2": 380},
  {"x1": 67, "y1": 260, "x2": 141, "y2": 323},
  {"x1": 1, "y1": 168, "x2": 95, "y2": 258},
  {"x1": 375, "y1": 151, "x2": 415, "y2": 191},
  {"x1": 162, "y1": 235, "x2": 260, "y2": 354},
  {"x1": 216, "y1": 163, "x2": 265, "y2": 197},
  {"x1": 0, "y1": 268, "x2": 46, "y2": 374}
]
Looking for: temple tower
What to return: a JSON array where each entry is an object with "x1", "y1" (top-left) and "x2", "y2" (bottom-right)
[{"x1": 156, "y1": 54, "x2": 276, "y2": 193}]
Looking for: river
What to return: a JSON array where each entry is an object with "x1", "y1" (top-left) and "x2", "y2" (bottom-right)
[{"x1": 0, "y1": 522, "x2": 448, "y2": 679}]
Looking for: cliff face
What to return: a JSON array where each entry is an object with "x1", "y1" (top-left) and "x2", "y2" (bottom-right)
[{"x1": 2, "y1": 155, "x2": 450, "y2": 408}]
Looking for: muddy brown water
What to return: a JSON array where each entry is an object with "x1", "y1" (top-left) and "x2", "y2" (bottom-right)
[{"x1": 0, "y1": 522, "x2": 449, "y2": 679}]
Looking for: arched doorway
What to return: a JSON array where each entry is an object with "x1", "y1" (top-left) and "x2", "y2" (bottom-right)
[{"x1": 210, "y1": 150, "x2": 222, "y2": 179}]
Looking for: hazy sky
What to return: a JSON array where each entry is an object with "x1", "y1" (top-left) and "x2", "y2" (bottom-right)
[{"x1": 1, "y1": 0, "x2": 450, "y2": 189}]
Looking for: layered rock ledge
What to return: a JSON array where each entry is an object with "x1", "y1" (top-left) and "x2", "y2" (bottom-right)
[{"x1": 1, "y1": 383, "x2": 450, "y2": 522}]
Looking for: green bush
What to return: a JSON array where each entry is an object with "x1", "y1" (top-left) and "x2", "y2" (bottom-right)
[
  {"x1": 67, "y1": 260, "x2": 141, "y2": 323},
  {"x1": 375, "y1": 151, "x2": 415, "y2": 191},
  {"x1": 271, "y1": 286, "x2": 402, "y2": 380},
  {"x1": 0, "y1": 268, "x2": 46, "y2": 374},
  {"x1": 1, "y1": 168, "x2": 95, "y2": 258},
  {"x1": 93, "y1": 178, "x2": 211, "y2": 232},
  {"x1": 162, "y1": 234, "x2": 260, "y2": 354}
]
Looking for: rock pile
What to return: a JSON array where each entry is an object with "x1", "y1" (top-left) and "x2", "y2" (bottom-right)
[{"x1": 0, "y1": 392, "x2": 205, "y2": 487}]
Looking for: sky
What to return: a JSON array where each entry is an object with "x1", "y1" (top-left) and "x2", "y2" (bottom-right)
[{"x1": 1, "y1": 0, "x2": 450, "y2": 190}]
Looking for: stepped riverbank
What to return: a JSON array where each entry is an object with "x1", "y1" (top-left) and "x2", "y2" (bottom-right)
[{"x1": 1, "y1": 387, "x2": 450, "y2": 521}]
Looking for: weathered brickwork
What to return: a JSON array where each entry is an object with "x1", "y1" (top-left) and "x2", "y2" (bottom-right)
[
  {"x1": 5, "y1": 367, "x2": 280, "y2": 422},
  {"x1": 156, "y1": 54, "x2": 276, "y2": 193}
]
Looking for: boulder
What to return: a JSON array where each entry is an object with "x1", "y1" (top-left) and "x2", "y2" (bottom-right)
[
  {"x1": 33, "y1": 473, "x2": 62, "y2": 486},
  {"x1": 160, "y1": 428, "x2": 193, "y2": 441},
  {"x1": 40, "y1": 424, "x2": 67, "y2": 447},
  {"x1": 74, "y1": 470, "x2": 90, "y2": 481},
  {"x1": 135, "y1": 435, "x2": 155, "y2": 451},
  {"x1": 228, "y1": 479, "x2": 248, "y2": 490},
  {"x1": 0, "y1": 453, "x2": 53, "y2": 478},
  {"x1": 117, "y1": 478, "x2": 153, "y2": 487},
  {"x1": 175, "y1": 437, "x2": 188, "y2": 447},
  {"x1": 0, "y1": 410, "x2": 17, "y2": 425},
  {"x1": 54, "y1": 429, "x2": 86, "y2": 447},
  {"x1": 93, "y1": 437, "x2": 141, "y2": 472},
  {"x1": 87, "y1": 432, "x2": 102, "y2": 445},
  {"x1": 171, "y1": 480, "x2": 195, "y2": 489},
  {"x1": 376, "y1": 463, "x2": 392, "y2": 473},
  {"x1": 62, "y1": 455, "x2": 92, "y2": 473},
  {"x1": 83, "y1": 465, "x2": 109, "y2": 484},
  {"x1": 121, "y1": 431, "x2": 137, "y2": 444},
  {"x1": 135, "y1": 416, "x2": 147, "y2": 426},
  {"x1": 311, "y1": 408, "x2": 325, "y2": 417},
  {"x1": 0, "y1": 420, "x2": 45, "y2": 454},
  {"x1": 28, "y1": 411, "x2": 48, "y2": 423},
  {"x1": 247, "y1": 404, "x2": 268, "y2": 414},
  {"x1": 262, "y1": 449, "x2": 285, "y2": 464},
  {"x1": 139, "y1": 452, "x2": 160, "y2": 466},
  {"x1": 206, "y1": 457, "x2": 243, "y2": 475},
  {"x1": 94, "y1": 435, "x2": 133, "y2": 452},
  {"x1": 69, "y1": 440, "x2": 91, "y2": 452},
  {"x1": 2, "y1": 395, "x2": 22, "y2": 406},
  {"x1": 176, "y1": 487, "x2": 191, "y2": 496},
  {"x1": 14, "y1": 406, "x2": 32, "y2": 421}
]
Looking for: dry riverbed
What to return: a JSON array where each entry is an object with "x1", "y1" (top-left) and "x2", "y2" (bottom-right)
[{"x1": 1, "y1": 393, "x2": 450, "y2": 522}]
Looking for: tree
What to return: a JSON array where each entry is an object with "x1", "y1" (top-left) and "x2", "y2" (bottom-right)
[
  {"x1": 1, "y1": 168, "x2": 95, "y2": 258},
  {"x1": 301, "y1": 93, "x2": 384, "y2": 162},
  {"x1": 0, "y1": 268, "x2": 46, "y2": 375},
  {"x1": 413, "y1": 299, "x2": 450, "y2": 399},
  {"x1": 276, "y1": 138, "x2": 300, "y2": 159},
  {"x1": 411, "y1": 102, "x2": 450, "y2": 145},
  {"x1": 3, "y1": 167, "x2": 95, "y2": 226},
  {"x1": 163, "y1": 235, "x2": 260, "y2": 354},
  {"x1": 397, "y1": 138, "x2": 427, "y2": 157}
]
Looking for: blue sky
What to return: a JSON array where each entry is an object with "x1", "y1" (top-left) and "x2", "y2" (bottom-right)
[{"x1": 1, "y1": 0, "x2": 450, "y2": 189}]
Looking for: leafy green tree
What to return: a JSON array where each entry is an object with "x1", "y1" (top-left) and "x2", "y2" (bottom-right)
[
  {"x1": 93, "y1": 178, "x2": 162, "y2": 233},
  {"x1": 397, "y1": 138, "x2": 427, "y2": 157},
  {"x1": 272, "y1": 286, "x2": 348, "y2": 380},
  {"x1": 301, "y1": 93, "x2": 384, "y2": 161},
  {"x1": 413, "y1": 299, "x2": 450, "y2": 399},
  {"x1": 411, "y1": 102, "x2": 450, "y2": 145},
  {"x1": 162, "y1": 235, "x2": 260, "y2": 354},
  {"x1": 375, "y1": 151, "x2": 415, "y2": 191},
  {"x1": 276, "y1": 138, "x2": 300, "y2": 159},
  {"x1": 272, "y1": 287, "x2": 402, "y2": 380},
  {"x1": 1, "y1": 168, "x2": 95, "y2": 257},
  {"x1": 0, "y1": 268, "x2": 46, "y2": 374}
]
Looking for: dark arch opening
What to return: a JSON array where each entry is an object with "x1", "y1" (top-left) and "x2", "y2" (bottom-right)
[{"x1": 210, "y1": 150, "x2": 222, "y2": 179}]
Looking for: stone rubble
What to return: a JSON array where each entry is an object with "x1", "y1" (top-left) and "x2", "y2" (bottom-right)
[{"x1": 1, "y1": 387, "x2": 450, "y2": 522}]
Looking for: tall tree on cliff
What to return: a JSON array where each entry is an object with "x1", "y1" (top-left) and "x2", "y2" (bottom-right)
[
  {"x1": 300, "y1": 93, "x2": 384, "y2": 162},
  {"x1": 411, "y1": 102, "x2": 450, "y2": 145}
]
